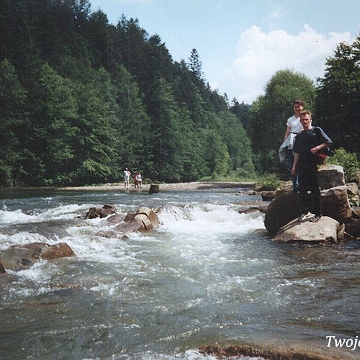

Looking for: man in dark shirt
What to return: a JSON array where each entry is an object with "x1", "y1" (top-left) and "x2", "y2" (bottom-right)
[{"x1": 291, "y1": 110, "x2": 332, "y2": 222}]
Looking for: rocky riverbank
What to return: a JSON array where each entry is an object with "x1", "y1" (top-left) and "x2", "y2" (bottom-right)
[{"x1": 57, "y1": 181, "x2": 256, "y2": 192}]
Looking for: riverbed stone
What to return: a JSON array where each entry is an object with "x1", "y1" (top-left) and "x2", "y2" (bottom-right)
[
  {"x1": 114, "y1": 207, "x2": 160, "y2": 233},
  {"x1": 149, "y1": 184, "x2": 159, "y2": 194},
  {"x1": 272, "y1": 216, "x2": 339, "y2": 243},
  {"x1": 137, "y1": 207, "x2": 160, "y2": 229},
  {"x1": 106, "y1": 214, "x2": 125, "y2": 224},
  {"x1": 41, "y1": 242, "x2": 76, "y2": 260},
  {"x1": 86, "y1": 204, "x2": 117, "y2": 219},
  {"x1": 318, "y1": 164, "x2": 345, "y2": 189},
  {"x1": 0, "y1": 242, "x2": 76, "y2": 271},
  {"x1": 264, "y1": 186, "x2": 352, "y2": 235}
]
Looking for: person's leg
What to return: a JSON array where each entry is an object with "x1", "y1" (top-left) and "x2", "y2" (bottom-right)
[
  {"x1": 297, "y1": 167, "x2": 309, "y2": 215},
  {"x1": 287, "y1": 149, "x2": 298, "y2": 191},
  {"x1": 309, "y1": 165, "x2": 322, "y2": 217}
]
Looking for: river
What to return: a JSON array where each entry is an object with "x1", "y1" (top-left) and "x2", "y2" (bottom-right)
[{"x1": 0, "y1": 187, "x2": 360, "y2": 360}]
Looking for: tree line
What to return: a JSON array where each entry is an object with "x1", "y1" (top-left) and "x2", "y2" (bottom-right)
[{"x1": 1, "y1": 0, "x2": 359, "y2": 187}]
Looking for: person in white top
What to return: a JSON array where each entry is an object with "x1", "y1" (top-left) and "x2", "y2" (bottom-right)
[
  {"x1": 124, "y1": 167, "x2": 131, "y2": 188},
  {"x1": 283, "y1": 99, "x2": 304, "y2": 191}
]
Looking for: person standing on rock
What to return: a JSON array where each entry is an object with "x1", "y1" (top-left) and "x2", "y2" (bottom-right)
[
  {"x1": 124, "y1": 167, "x2": 131, "y2": 188},
  {"x1": 282, "y1": 99, "x2": 304, "y2": 192},
  {"x1": 291, "y1": 110, "x2": 332, "y2": 223}
]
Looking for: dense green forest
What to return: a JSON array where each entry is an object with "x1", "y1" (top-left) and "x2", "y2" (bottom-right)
[{"x1": 1, "y1": 0, "x2": 359, "y2": 187}]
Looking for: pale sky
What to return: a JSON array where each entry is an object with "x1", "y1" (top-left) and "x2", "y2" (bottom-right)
[{"x1": 90, "y1": 0, "x2": 359, "y2": 104}]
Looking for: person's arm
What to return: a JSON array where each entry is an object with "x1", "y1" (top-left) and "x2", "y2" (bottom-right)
[
  {"x1": 312, "y1": 127, "x2": 332, "y2": 154},
  {"x1": 291, "y1": 153, "x2": 299, "y2": 175},
  {"x1": 311, "y1": 142, "x2": 331, "y2": 155},
  {"x1": 284, "y1": 125, "x2": 291, "y2": 142}
]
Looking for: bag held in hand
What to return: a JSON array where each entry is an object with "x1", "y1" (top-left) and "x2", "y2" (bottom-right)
[{"x1": 315, "y1": 148, "x2": 330, "y2": 165}]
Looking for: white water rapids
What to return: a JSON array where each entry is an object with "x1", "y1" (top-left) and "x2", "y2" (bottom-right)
[{"x1": 1, "y1": 188, "x2": 360, "y2": 360}]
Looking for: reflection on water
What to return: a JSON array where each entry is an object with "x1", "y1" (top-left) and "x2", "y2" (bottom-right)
[{"x1": 1, "y1": 189, "x2": 360, "y2": 359}]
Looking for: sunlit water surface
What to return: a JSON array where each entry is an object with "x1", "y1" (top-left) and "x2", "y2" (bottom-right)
[{"x1": 1, "y1": 188, "x2": 360, "y2": 360}]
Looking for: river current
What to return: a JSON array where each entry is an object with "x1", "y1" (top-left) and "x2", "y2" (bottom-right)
[{"x1": 0, "y1": 187, "x2": 360, "y2": 360}]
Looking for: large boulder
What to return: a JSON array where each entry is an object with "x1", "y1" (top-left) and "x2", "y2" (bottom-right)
[
  {"x1": 264, "y1": 166, "x2": 349, "y2": 235},
  {"x1": 342, "y1": 205, "x2": 360, "y2": 239},
  {"x1": 264, "y1": 186, "x2": 352, "y2": 235},
  {"x1": 345, "y1": 216, "x2": 360, "y2": 239},
  {"x1": 115, "y1": 207, "x2": 160, "y2": 233},
  {"x1": 318, "y1": 164, "x2": 345, "y2": 189},
  {"x1": 137, "y1": 207, "x2": 160, "y2": 229},
  {"x1": 321, "y1": 186, "x2": 353, "y2": 221},
  {"x1": 264, "y1": 192, "x2": 301, "y2": 235},
  {"x1": 0, "y1": 242, "x2": 75, "y2": 272},
  {"x1": 272, "y1": 216, "x2": 340, "y2": 243},
  {"x1": 41, "y1": 242, "x2": 75, "y2": 260}
]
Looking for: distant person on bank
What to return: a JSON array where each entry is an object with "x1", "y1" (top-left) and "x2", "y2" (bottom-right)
[
  {"x1": 135, "y1": 172, "x2": 142, "y2": 188},
  {"x1": 291, "y1": 110, "x2": 332, "y2": 223},
  {"x1": 124, "y1": 167, "x2": 131, "y2": 188}
]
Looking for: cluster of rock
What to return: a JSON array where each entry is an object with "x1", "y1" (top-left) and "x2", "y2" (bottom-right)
[
  {"x1": 0, "y1": 242, "x2": 75, "y2": 273},
  {"x1": 263, "y1": 165, "x2": 360, "y2": 243},
  {"x1": 0, "y1": 206, "x2": 159, "y2": 274},
  {"x1": 86, "y1": 205, "x2": 160, "y2": 233}
]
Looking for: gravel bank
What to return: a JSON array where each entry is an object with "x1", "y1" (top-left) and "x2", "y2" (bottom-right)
[{"x1": 57, "y1": 181, "x2": 256, "y2": 192}]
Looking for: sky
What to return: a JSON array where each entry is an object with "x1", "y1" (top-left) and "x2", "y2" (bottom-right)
[{"x1": 89, "y1": 0, "x2": 360, "y2": 104}]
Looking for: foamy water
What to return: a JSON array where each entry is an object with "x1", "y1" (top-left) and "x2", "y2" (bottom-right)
[{"x1": 1, "y1": 189, "x2": 360, "y2": 360}]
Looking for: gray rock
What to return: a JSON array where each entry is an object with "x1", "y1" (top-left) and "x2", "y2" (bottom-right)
[{"x1": 273, "y1": 216, "x2": 339, "y2": 243}]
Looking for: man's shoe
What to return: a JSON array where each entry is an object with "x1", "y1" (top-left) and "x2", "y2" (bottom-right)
[
  {"x1": 310, "y1": 216, "x2": 321, "y2": 223},
  {"x1": 297, "y1": 212, "x2": 314, "y2": 222}
]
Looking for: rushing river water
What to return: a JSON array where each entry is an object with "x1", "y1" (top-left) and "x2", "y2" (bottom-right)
[{"x1": 1, "y1": 187, "x2": 360, "y2": 360}]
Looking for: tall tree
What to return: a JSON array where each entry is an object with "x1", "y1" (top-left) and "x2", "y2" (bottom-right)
[
  {"x1": 70, "y1": 66, "x2": 119, "y2": 185},
  {"x1": 230, "y1": 98, "x2": 251, "y2": 131},
  {"x1": 26, "y1": 63, "x2": 78, "y2": 185},
  {"x1": 204, "y1": 127, "x2": 230, "y2": 177},
  {"x1": 87, "y1": 10, "x2": 111, "y2": 68},
  {"x1": 146, "y1": 77, "x2": 179, "y2": 180},
  {"x1": 0, "y1": 60, "x2": 28, "y2": 186},
  {"x1": 188, "y1": 48, "x2": 203, "y2": 81},
  {"x1": 249, "y1": 69, "x2": 316, "y2": 174},
  {"x1": 112, "y1": 64, "x2": 150, "y2": 173},
  {"x1": 217, "y1": 111, "x2": 254, "y2": 175},
  {"x1": 316, "y1": 35, "x2": 360, "y2": 153}
]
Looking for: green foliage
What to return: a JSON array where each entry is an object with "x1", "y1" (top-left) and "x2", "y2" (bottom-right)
[
  {"x1": 316, "y1": 35, "x2": 360, "y2": 154},
  {"x1": 230, "y1": 99, "x2": 251, "y2": 132},
  {"x1": 0, "y1": 59, "x2": 28, "y2": 186},
  {"x1": 327, "y1": 148, "x2": 360, "y2": 183},
  {"x1": 256, "y1": 174, "x2": 282, "y2": 191},
  {"x1": 249, "y1": 70, "x2": 316, "y2": 174},
  {"x1": 1, "y1": 1, "x2": 357, "y2": 187},
  {"x1": 217, "y1": 111, "x2": 254, "y2": 174},
  {"x1": 0, "y1": 0, "x2": 254, "y2": 186}
]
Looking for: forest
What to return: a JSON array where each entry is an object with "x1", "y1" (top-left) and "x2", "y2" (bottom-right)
[{"x1": 1, "y1": 0, "x2": 359, "y2": 187}]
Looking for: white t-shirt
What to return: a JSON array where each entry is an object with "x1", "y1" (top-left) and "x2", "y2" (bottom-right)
[{"x1": 285, "y1": 115, "x2": 302, "y2": 149}]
